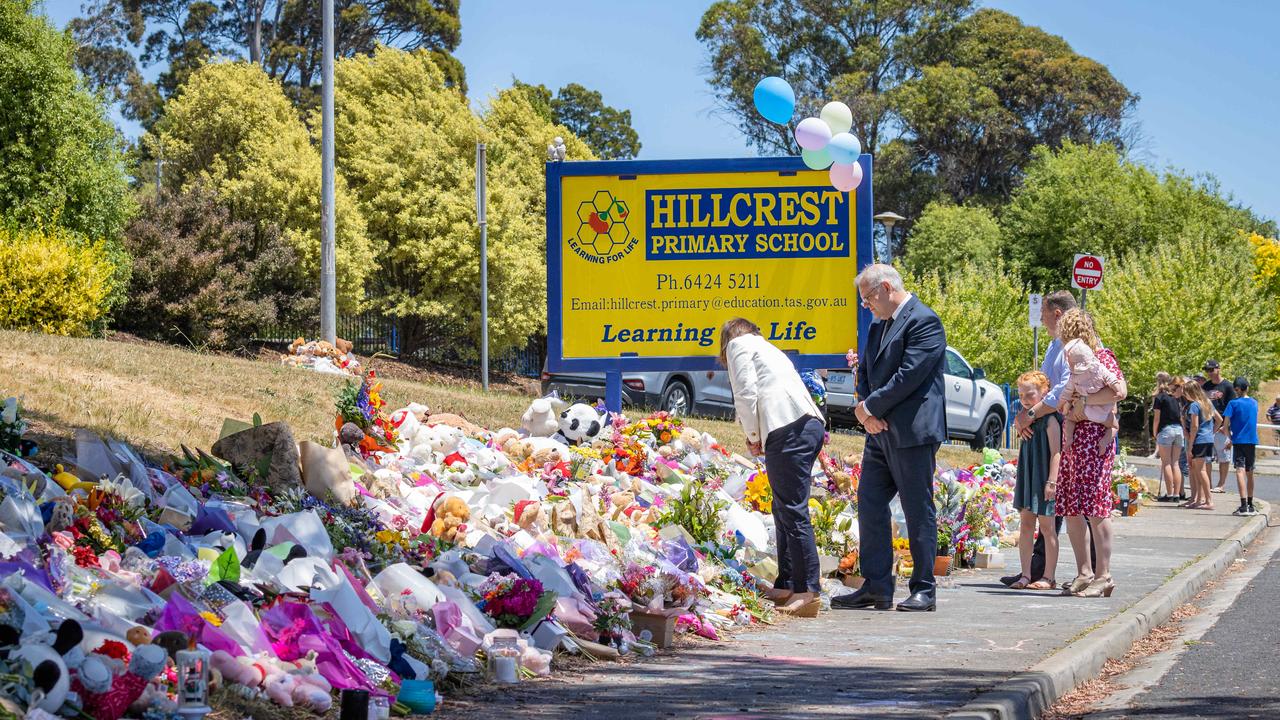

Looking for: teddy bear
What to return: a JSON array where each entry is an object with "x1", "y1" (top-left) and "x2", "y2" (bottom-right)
[
  {"x1": 512, "y1": 500, "x2": 545, "y2": 532},
  {"x1": 72, "y1": 642, "x2": 167, "y2": 720},
  {"x1": 521, "y1": 398, "x2": 562, "y2": 437},
  {"x1": 299, "y1": 441, "x2": 355, "y2": 505},
  {"x1": 500, "y1": 436, "x2": 533, "y2": 464},
  {"x1": 555, "y1": 403, "x2": 604, "y2": 445},
  {"x1": 607, "y1": 491, "x2": 635, "y2": 522},
  {"x1": 427, "y1": 412, "x2": 487, "y2": 438},
  {"x1": 426, "y1": 495, "x2": 471, "y2": 544}
]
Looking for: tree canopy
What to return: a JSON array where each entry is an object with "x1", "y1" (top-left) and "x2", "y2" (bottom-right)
[
  {"x1": 696, "y1": 1, "x2": 1136, "y2": 225},
  {"x1": 513, "y1": 79, "x2": 641, "y2": 160},
  {"x1": 146, "y1": 61, "x2": 374, "y2": 308},
  {"x1": 69, "y1": 0, "x2": 464, "y2": 126},
  {"x1": 335, "y1": 47, "x2": 593, "y2": 357},
  {"x1": 0, "y1": 0, "x2": 132, "y2": 241}
]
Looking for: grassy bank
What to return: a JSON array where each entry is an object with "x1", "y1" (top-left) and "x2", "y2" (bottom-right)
[{"x1": 0, "y1": 331, "x2": 988, "y2": 466}]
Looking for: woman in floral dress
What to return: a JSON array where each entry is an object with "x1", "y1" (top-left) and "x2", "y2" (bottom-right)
[{"x1": 1055, "y1": 309, "x2": 1127, "y2": 598}]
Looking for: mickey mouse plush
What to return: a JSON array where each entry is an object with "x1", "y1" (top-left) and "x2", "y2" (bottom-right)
[{"x1": 0, "y1": 618, "x2": 83, "y2": 713}]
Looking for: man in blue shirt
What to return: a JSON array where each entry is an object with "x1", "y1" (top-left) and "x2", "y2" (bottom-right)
[{"x1": 1223, "y1": 377, "x2": 1260, "y2": 516}]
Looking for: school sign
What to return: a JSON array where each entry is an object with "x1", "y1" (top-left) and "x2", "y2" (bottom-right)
[{"x1": 546, "y1": 157, "x2": 873, "y2": 374}]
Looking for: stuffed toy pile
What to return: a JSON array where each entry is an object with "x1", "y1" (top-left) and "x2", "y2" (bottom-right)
[{"x1": 0, "y1": 374, "x2": 876, "y2": 718}]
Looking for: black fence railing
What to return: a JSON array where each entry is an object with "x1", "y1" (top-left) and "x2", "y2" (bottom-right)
[{"x1": 255, "y1": 314, "x2": 545, "y2": 378}]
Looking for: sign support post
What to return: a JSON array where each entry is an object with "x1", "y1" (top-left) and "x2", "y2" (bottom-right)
[
  {"x1": 605, "y1": 370, "x2": 622, "y2": 415},
  {"x1": 1029, "y1": 293, "x2": 1042, "y2": 367}
]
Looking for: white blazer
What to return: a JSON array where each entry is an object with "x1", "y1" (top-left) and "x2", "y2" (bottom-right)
[{"x1": 725, "y1": 334, "x2": 823, "y2": 446}]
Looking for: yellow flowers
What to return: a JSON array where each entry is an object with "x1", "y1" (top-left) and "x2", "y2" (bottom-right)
[
  {"x1": 745, "y1": 471, "x2": 772, "y2": 514},
  {"x1": 375, "y1": 529, "x2": 407, "y2": 548},
  {"x1": 892, "y1": 537, "x2": 911, "y2": 552},
  {"x1": 200, "y1": 612, "x2": 223, "y2": 627}
]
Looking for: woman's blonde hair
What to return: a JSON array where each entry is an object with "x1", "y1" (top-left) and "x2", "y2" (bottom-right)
[
  {"x1": 718, "y1": 318, "x2": 760, "y2": 366},
  {"x1": 1183, "y1": 380, "x2": 1222, "y2": 425},
  {"x1": 1058, "y1": 308, "x2": 1101, "y2": 351}
]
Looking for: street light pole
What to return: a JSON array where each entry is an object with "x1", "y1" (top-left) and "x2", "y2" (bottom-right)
[
  {"x1": 873, "y1": 211, "x2": 906, "y2": 263},
  {"x1": 319, "y1": 0, "x2": 336, "y2": 345},
  {"x1": 477, "y1": 143, "x2": 489, "y2": 391}
]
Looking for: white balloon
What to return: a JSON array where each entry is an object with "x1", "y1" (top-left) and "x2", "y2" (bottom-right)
[
  {"x1": 794, "y1": 117, "x2": 833, "y2": 151},
  {"x1": 820, "y1": 101, "x2": 853, "y2": 135}
]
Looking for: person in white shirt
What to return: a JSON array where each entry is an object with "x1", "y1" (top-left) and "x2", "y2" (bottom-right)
[{"x1": 721, "y1": 317, "x2": 826, "y2": 618}]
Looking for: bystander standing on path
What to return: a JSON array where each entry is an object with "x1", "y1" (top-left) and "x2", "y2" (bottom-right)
[
  {"x1": 1202, "y1": 361, "x2": 1235, "y2": 492},
  {"x1": 1223, "y1": 377, "x2": 1260, "y2": 516}
]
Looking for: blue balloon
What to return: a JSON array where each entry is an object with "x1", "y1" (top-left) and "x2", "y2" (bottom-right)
[
  {"x1": 827, "y1": 132, "x2": 862, "y2": 165},
  {"x1": 753, "y1": 76, "x2": 795, "y2": 125}
]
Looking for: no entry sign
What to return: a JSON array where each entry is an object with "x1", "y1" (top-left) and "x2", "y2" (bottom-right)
[{"x1": 1072, "y1": 254, "x2": 1104, "y2": 291}]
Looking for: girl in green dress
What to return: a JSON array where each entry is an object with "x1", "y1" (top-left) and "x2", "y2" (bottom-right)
[{"x1": 1011, "y1": 370, "x2": 1061, "y2": 590}]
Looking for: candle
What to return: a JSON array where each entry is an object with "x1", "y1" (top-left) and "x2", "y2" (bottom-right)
[{"x1": 494, "y1": 655, "x2": 518, "y2": 684}]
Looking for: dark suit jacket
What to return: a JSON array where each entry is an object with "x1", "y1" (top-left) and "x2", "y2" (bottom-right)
[{"x1": 855, "y1": 295, "x2": 948, "y2": 448}]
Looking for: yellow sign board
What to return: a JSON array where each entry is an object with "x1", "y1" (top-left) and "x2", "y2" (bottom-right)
[{"x1": 547, "y1": 157, "x2": 871, "y2": 371}]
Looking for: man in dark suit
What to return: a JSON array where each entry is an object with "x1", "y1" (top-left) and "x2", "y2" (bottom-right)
[{"x1": 833, "y1": 264, "x2": 947, "y2": 612}]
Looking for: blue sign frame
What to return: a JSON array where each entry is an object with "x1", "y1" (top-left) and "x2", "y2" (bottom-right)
[{"x1": 545, "y1": 155, "x2": 874, "y2": 376}]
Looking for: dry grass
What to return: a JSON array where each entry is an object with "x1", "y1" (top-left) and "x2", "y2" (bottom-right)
[{"x1": 0, "y1": 330, "x2": 981, "y2": 467}]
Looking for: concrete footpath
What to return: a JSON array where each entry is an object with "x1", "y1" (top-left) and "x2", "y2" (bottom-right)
[{"x1": 440, "y1": 494, "x2": 1268, "y2": 719}]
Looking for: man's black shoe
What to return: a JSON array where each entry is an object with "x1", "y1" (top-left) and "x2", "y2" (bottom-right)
[
  {"x1": 831, "y1": 587, "x2": 893, "y2": 610},
  {"x1": 1000, "y1": 573, "x2": 1021, "y2": 587},
  {"x1": 896, "y1": 591, "x2": 936, "y2": 612}
]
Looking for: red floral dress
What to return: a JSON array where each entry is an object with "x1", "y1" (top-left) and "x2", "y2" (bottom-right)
[{"x1": 1056, "y1": 348, "x2": 1123, "y2": 518}]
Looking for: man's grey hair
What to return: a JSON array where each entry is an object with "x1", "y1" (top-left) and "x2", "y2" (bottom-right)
[{"x1": 855, "y1": 263, "x2": 905, "y2": 292}]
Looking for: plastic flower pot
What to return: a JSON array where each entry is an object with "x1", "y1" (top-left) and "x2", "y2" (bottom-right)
[{"x1": 933, "y1": 555, "x2": 953, "y2": 577}]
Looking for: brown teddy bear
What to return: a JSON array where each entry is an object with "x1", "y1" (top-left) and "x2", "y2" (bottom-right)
[
  {"x1": 513, "y1": 500, "x2": 545, "y2": 532},
  {"x1": 501, "y1": 437, "x2": 532, "y2": 464},
  {"x1": 608, "y1": 491, "x2": 635, "y2": 521},
  {"x1": 428, "y1": 495, "x2": 471, "y2": 544},
  {"x1": 427, "y1": 413, "x2": 487, "y2": 438}
]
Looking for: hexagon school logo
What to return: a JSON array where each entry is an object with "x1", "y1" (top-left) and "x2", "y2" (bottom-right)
[{"x1": 567, "y1": 190, "x2": 639, "y2": 264}]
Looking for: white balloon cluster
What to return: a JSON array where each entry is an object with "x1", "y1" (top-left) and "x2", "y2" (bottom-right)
[
  {"x1": 752, "y1": 77, "x2": 864, "y2": 192},
  {"x1": 793, "y1": 101, "x2": 863, "y2": 191}
]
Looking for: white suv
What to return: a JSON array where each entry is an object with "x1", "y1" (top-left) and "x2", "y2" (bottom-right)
[{"x1": 825, "y1": 346, "x2": 1008, "y2": 451}]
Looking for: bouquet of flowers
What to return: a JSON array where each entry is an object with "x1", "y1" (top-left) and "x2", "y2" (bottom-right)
[
  {"x1": 614, "y1": 562, "x2": 660, "y2": 607},
  {"x1": 592, "y1": 591, "x2": 633, "y2": 640},
  {"x1": 473, "y1": 573, "x2": 557, "y2": 630},
  {"x1": 744, "y1": 470, "x2": 772, "y2": 513},
  {"x1": 335, "y1": 371, "x2": 397, "y2": 450},
  {"x1": 623, "y1": 411, "x2": 684, "y2": 447}
]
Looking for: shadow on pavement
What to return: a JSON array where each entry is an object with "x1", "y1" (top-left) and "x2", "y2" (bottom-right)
[{"x1": 439, "y1": 652, "x2": 1034, "y2": 719}]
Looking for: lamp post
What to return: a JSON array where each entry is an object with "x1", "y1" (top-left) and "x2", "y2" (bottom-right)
[
  {"x1": 873, "y1": 211, "x2": 905, "y2": 263},
  {"x1": 319, "y1": 0, "x2": 336, "y2": 345}
]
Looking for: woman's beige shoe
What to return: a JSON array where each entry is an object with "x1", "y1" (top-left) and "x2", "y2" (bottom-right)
[
  {"x1": 1061, "y1": 573, "x2": 1094, "y2": 596},
  {"x1": 1076, "y1": 575, "x2": 1115, "y2": 598},
  {"x1": 776, "y1": 595, "x2": 821, "y2": 617}
]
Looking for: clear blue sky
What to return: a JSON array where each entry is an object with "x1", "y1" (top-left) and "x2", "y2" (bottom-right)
[{"x1": 38, "y1": 0, "x2": 1278, "y2": 222}]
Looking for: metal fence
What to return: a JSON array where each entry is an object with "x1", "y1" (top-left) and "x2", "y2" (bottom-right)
[{"x1": 255, "y1": 313, "x2": 545, "y2": 378}]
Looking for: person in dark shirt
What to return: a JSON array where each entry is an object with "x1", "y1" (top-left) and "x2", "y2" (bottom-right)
[
  {"x1": 1201, "y1": 360, "x2": 1235, "y2": 492},
  {"x1": 1152, "y1": 377, "x2": 1186, "y2": 501}
]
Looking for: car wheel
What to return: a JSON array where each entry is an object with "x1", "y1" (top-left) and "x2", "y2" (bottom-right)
[
  {"x1": 660, "y1": 380, "x2": 692, "y2": 417},
  {"x1": 970, "y1": 411, "x2": 1005, "y2": 452}
]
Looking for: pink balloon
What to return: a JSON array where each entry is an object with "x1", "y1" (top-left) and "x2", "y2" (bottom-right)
[
  {"x1": 794, "y1": 117, "x2": 832, "y2": 151},
  {"x1": 829, "y1": 161, "x2": 864, "y2": 192}
]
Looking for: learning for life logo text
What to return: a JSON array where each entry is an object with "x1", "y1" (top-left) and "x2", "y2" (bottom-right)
[{"x1": 567, "y1": 190, "x2": 639, "y2": 264}]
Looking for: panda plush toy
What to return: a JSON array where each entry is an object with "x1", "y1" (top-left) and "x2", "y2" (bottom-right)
[{"x1": 555, "y1": 403, "x2": 605, "y2": 445}]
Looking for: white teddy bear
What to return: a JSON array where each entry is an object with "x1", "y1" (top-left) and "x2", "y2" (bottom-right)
[{"x1": 521, "y1": 398, "x2": 562, "y2": 438}]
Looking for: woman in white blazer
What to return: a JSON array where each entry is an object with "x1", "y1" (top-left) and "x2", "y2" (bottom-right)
[{"x1": 720, "y1": 318, "x2": 826, "y2": 617}]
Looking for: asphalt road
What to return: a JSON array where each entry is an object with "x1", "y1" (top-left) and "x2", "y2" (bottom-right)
[{"x1": 1114, "y1": 468, "x2": 1280, "y2": 719}]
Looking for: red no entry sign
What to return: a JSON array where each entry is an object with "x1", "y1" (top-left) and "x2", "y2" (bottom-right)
[{"x1": 1072, "y1": 254, "x2": 1104, "y2": 291}]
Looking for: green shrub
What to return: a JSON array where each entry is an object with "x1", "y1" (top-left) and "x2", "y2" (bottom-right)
[
  {"x1": 1091, "y1": 229, "x2": 1280, "y2": 409},
  {"x1": 911, "y1": 260, "x2": 1035, "y2": 387},
  {"x1": 902, "y1": 202, "x2": 1003, "y2": 278},
  {"x1": 117, "y1": 187, "x2": 315, "y2": 348},
  {"x1": 0, "y1": 224, "x2": 120, "y2": 335}
]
